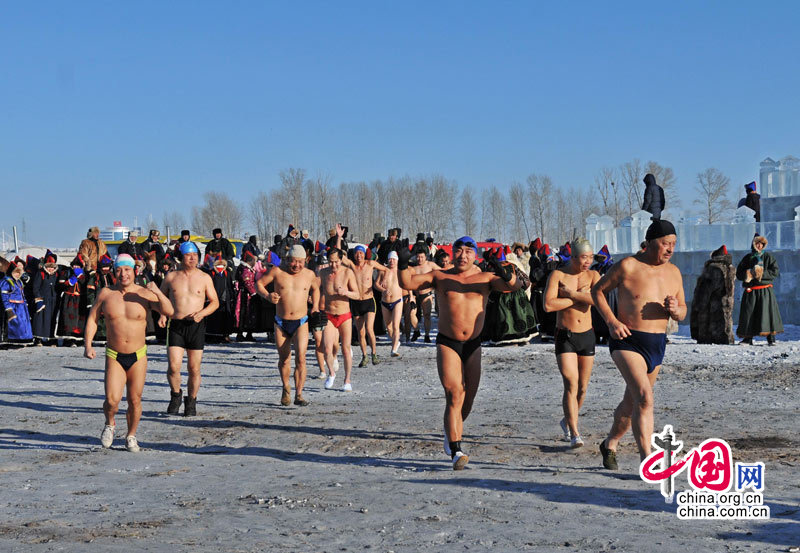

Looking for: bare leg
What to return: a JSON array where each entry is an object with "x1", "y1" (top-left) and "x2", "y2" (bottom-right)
[
  {"x1": 355, "y1": 315, "x2": 367, "y2": 359},
  {"x1": 422, "y1": 297, "x2": 432, "y2": 336},
  {"x1": 166, "y1": 346, "x2": 184, "y2": 393},
  {"x1": 322, "y1": 322, "x2": 339, "y2": 378},
  {"x1": 557, "y1": 352, "x2": 580, "y2": 436},
  {"x1": 391, "y1": 305, "x2": 402, "y2": 352},
  {"x1": 275, "y1": 326, "x2": 293, "y2": 394},
  {"x1": 437, "y1": 343, "x2": 481, "y2": 442},
  {"x1": 186, "y1": 349, "x2": 204, "y2": 398},
  {"x1": 575, "y1": 354, "x2": 594, "y2": 412},
  {"x1": 313, "y1": 328, "x2": 326, "y2": 376},
  {"x1": 365, "y1": 310, "x2": 376, "y2": 354},
  {"x1": 125, "y1": 357, "x2": 148, "y2": 436},
  {"x1": 104, "y1": 358, "x2": 126, "y2": 426},
  {"x1": 293, "y1": 324, "x2": 309, "y2": 397},
  {"x1": 606, "y1": 350, "x2": 660, "y2": 459},
  {"x1": 339, "y1": 319, "x2": 353, "y2": 385}
]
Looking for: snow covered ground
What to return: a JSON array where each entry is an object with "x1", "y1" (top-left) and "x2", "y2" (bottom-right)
[{"x1": 0, "y1": 326, "x2": 798, "y2": 552}]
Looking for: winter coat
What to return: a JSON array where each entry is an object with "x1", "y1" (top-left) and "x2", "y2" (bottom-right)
[
  {"x1": 690, "y1": 252, "x2": 735, "y2": 344},
  {"x1": 1, "y1": 275, "x2": 33, "y2": 341},
  {"x1": 57, "y1": 266, "x2": 88, "y2": 337},
  {"x1": 205, "y1": 237, "x2": 235, "y2": 262},
  {"x1": 78, "y1": 238, "x2": 108, "y2": 271},
  {"x1": 32, "y1": 268, "x2": 58, "y2": 340},
  {"x1": 737, "y1": 192, "x2": 761, "y2": 222},
  {"x1": 641, "y1": 174, "x2": 665, "y2": 220},
  {"x1": 141, "y1": 238, "x2": 166, "y2": 263},
  {"x1": 206, "y1": 266, "x2": 235, "y2": 339},
  {"x1": 235, "y1": 263, "x2": 260, "y2": 332},
  {"x1": 735, "y1": 250, "x2": 782, "y2": 337},
  {"x1": 117, "y1": 239, "x2": 144, "y2": 258}
]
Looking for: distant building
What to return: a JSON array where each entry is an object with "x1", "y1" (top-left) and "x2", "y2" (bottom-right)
[{"x1": 99, "y1": 221, "x2": 142, "y2": 242}]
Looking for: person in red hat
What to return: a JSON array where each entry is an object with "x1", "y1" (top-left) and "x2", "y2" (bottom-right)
[
  {"x1": 57, "y1": 254, "x2": 89, "y2": 346},
  {"x1": 1, "y1": 257, "x2": 34, "y2": 344}
]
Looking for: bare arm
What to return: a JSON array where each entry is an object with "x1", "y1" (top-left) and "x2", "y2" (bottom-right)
[
  {"x1": 192, "y1": 274, "x2": 219, "y2": 321},
  {"x1": 544, "y1": 271, "x2": 573, "y2": 312},
  {"x1": 490, "y1": 269, "x2": 521, "y2": 292},
  {"x1": 145, "y1": 281, "x2": 175, "y2": 317},
  {"x1": 310, "y1": 275, "x2": 321, "y2": 312},
  {"x1": 665, "y1": 269, "x2": 687, "y2": 322},
  {"x1": 374, "y1": 271, "x2": 388, "y2": 292},
  {"x1": 563, "y1": 271, "x2": 599, "y2": 306},
  {"x1": 591, "y1": 261, "x2": 630, "y2": 339},
  {"x1": 83, "y1": 288, "x2": 107, "y2": 358},
  {"x1": 256, "y1": 267, "x2": 276, "y2": 299},
  {"x1": 338, "y1": 272, "x2": 360, "y2": 300},
  {"x1": 398, "y1": 268, "x2": 435, "y2": 292}
]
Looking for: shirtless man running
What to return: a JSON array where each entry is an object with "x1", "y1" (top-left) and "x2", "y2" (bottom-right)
[
  {"x1": 159, "y1": 241, "x2": 219, "y2": 416},
  {"x1": 410, "y1": 248, "x2": 439, "y2": 343},
  {"x1": 319, "y1": 248, "x2": 360, "y2": 391},
  {"x1": 84, "y1": 254, "x2": 174, "y2": 451},
  {"x1": 400, "y1": 236, "x2": 521, "y2": 469},
  {"x1": 375, "y1": 251, "x2": 403, "y2": 357},
  {"x1": 544, "y1": 238, "x2": 600, "y2": 448},
  {"x1": 591, "y1": 220, "x2": 686, "y2": 470},
  {"x1": 348, "y1": 245, "x2": 388, "y2": 367},
  {"x1": 257, "y1": 245, "x2": 322, "y2": 406}
]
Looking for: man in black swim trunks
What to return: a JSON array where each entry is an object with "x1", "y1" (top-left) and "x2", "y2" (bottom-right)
[
  {"x1": 591, "y1": 220, "x2": 686, "y2": 470},
  {"x1": 399, "y1": 236, "x2": 521, "y2": 470},
  {"x1": 84, "y1": 254, "x2": 175, "y2": 451}
]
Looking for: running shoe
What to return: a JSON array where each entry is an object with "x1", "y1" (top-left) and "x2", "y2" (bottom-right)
[
  {"x1": 342, "y1": 383, "x2": 352, "y2": 392},
  {"x1": 126, "y1": 435, "x2": 140, "y2": 453},
  {"x1": 452, "y1": 451, "x2": 469, "y2": 470},
  {"x1": 100, "y1": 424, "x2": 115, "y2": 448},
  {"x1": 390, "y1": 351, "x2": 401, "y2": 358},
  {"x1": 358, "y1": 356, "x2": 368, "y2": 368},
  {"x1": 600, "y1": 439, "x2": 618, "y2": 470},
  {"x1": 371, "y1": 354, "x2": 380, "y2": 365},
  {"x1": 559, "y1": 418, "x2": 571, "y2": 441},
  {"x1": 294, "y1": 396, "x2": 309, "y2": 406},
  {"x1": 571, "y1": 435, "x2": 584, "y2": 448},
  {"x1": 324, "y1": 375, "x2": 336, "y2": 389}
]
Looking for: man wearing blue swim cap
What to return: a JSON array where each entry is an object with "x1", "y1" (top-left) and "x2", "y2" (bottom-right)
[
  {"x1": 398, "y1": 235, "x2": 521, "y2": 470},
  {"x1": 84, "y1": 251, "x2": 175, "y2": 452},
  {"x1": 159, "y1": 239, "x2": 220, "y2": 416}
]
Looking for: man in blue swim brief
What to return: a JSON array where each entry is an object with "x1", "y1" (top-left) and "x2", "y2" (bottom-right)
[{"x1": 591, "y1": 219, "x2": 687, "y2": 470}]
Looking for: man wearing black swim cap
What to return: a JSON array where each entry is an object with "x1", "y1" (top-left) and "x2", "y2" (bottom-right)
[{"x1": 591, "y1": 219, "x2": 686, "y2": 470}]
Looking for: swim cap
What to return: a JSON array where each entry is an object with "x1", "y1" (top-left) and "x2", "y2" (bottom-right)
[
  {"x1": 354, "y1": 245, "x2": 366, "y2": 255},
  {"x1": 645, "y1": 220, "x2": 676, "y2": 241},
  {"x1": 179, "y1": 241, "x2": 199, "y2": 255},
  {"x1": 289, "y1": 244, "x2": 307, "y2": 258},
  {"x1": 570, "y1": 238, "x2": 593, "y2": 256},
  {"x1": 453, "y1": 236, "x2": 478, "y2": 254},
  {"x1": 388, "y1": 251, "x2": 398, "y2": 261},
  {"x1": 114, "y1": 254, "x2": 136, "y2": 269}
]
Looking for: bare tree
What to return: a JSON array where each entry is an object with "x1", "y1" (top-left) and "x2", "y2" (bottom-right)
[
  {"x1": 248, "y1": 191, "x2": 272, "y2": 246},
  {"x1": 526, "y1": 173, "x2": 553, "y2": 242},
  {"x1": 594, "y1": 167, "x2": 621, "y2": 224},
  {"x1": 645, "y1": 160, "x2": 679, "y2": 208},
  {"x1": 618, "y1": 159, "x2": 643, "y2": 217},
  {"x1": 162, "y1": 210, "x2": 187, "y2": 239},
  {"x1": 144, "y1": 214, "x2": 159, "y2": 233},
  {"x1": 191, "y1": 191, "x2": 244, "y2": 239},
  {"x1": 508, "y1": 182, "x2": 529, "y2": 242},
  {"x1": 279, "y1": 168, "x2": 308, "y2": 229},
  {"x1": 694, "y1": 168, "x2": 734, "y2": 224},
  {"x1": 460, "y1": 187, "x2": 477, "y2": 237}
]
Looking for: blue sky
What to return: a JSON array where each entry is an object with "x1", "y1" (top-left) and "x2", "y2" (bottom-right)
[{"x1": 2, "y1": 2, "x2": 799, "y2": 247}]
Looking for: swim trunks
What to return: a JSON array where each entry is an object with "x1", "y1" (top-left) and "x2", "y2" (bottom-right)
[
  {"x1": 326, "y1": 311, "x2": 352, "y2": 329},
  {"x1": 554, "y1": 328, "x2": 596, "y2": 357},
  {"x1": 436, "y1": 332, "x2": 482, "y2": 364},
  {"x1": 275, "y1": 315, "x2": 309, "y2": 338},
  {"x1": 608, "y1": 329, "x2": 667, "y2": 373},
  {"x1": 381, "y1": 298, "x2": 402, "y2": 310},
  {"x1": 106, "y1": 345, "x2": 147, "y2": 371},
  {"x1": 167, "y1": 318, "x2": 206, "y2": 351},
  {"x1": 350, "y1": 297, "x2": 376, "y2": 316}
]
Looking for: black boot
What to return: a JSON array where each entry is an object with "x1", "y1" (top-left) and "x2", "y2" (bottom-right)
[
  {"x1": 167, "y1": 390, "x2": 182, "y2": 415},
  {"x1": 767, "y1": 334, "x2": 776, "y2": 346},
  {"x1": 184, "y1": 395, "x2": 197, "y2": 417}
]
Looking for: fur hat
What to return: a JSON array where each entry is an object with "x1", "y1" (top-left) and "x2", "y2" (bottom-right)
[
  {"x1": 511, "y1": 242, "x2": 527, "y2": 252},
  {"x1": 87, "y1": 226, "x2": 100, "y2": 238}
]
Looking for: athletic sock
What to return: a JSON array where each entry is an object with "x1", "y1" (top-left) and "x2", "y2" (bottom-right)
[{"x1": 449, "y1": 441, "x2": 462, "y2": 458}]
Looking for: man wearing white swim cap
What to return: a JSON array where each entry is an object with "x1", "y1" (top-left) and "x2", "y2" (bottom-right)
[
  {"x1": 84, "y1": 253, "x2": 175, "y2": 452},
  {"x1": 159, "y1": 241, "x2": 219, "y2": 416}
]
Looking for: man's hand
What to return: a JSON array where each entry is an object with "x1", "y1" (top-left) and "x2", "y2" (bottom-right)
[
  {"x1": 269, "y1": 292, "x2": 281, "y2": 304},
  {"x1": 487, "y1": 253, "x2": 513, "y2": 282},
  {"x1": 664, "y1": 295, "x2": 680, "y2": 319},
  {"x1": 557, "y1": 283, "x2": 573, "y2": 299},
  {"x1": 84, "y1": 344, "x2": 96, "y2": 359},
  {"x1": 146, "y1": 281, "x2": 161, "y2": 294},
  {"x1": 335, "y1": 223, "x2": 344, "y2": 238},
  {"x1": 158, "y1": 314, "x2": 167, "y2": 328},
  {"x1": 608, "y1": 318, "x2": 631, "y2": 340}
]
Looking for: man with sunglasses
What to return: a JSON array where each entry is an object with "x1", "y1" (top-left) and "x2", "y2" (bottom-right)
[{"x1": 399, "y1": 236, "x2": 521, "y2": 470}]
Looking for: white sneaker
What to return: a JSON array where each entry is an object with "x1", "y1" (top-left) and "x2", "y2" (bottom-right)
[
  {"x1": 443, "y1": 425, "x2": 451, "y2": 456},
  {"x1": 324, "y1": 375, "x2": 336, "y2": 389},
  {"x1": 559, "y1": 418, "x2": 571, "y2": 442},
  {"x1": 126, "y1": 435, "x2": 141, "y2": 452},
  {"x1": 342, "y1": 383, "x2": 352, "y2": 392},
  {"x1": 391, "y1": 350, "x2": 400, "y2": 358},
  {"x1": 333, "y1": 358, "x2": 340, "y2": 372},
  {"x1": 452, "y1": 451, "x2": 469, "y2": 470},
  {"x1": 100, "y1": 424, "x2": 115, "y2": 448},
  {"x1": 571, "y1": 435, "x2": 584, "y2": 449}
]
